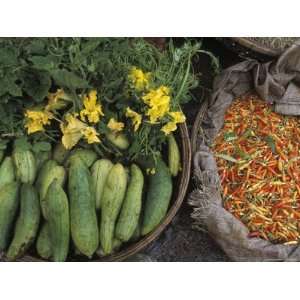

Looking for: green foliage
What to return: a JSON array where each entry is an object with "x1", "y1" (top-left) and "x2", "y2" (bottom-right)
[{"x1": 0, "y1": 38, "x2": 219, "y2": 163}]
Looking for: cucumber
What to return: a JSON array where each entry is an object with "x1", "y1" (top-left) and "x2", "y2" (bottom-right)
[
  {"x1": 36, "y1": 222, "x2": 52, "y2": 260},
  {"x1": 39, "y1": 163, "x2": 66, "y2": 218},
  {"x1": 0, "y1": 182, "x2": 20, "y2": 251},
  {"x1": 36, "y1": 151, "x2": 51, "y2": 171},
  {"x1": 167, "y1": 133, "x2": 181, "y2": 177},
  {"x1": 45, "y1": 180, "x2": 70, "y2": 262},
  {"x1": 115, "y1": 164, "x2": 144, "y2": 242},
  {"x1": 100, "y1": 163, "x2": 127, "y2": 255},
  {"x1": 13, "y1": 149, "x2": 37, "y2": 184},
  {"x1": 36, "y1": 160, "x2": 58, "y2": 191},
  {"x1": 0, "y1": 156, "x2": 15, "y2": 190},
  {"x1": 6, "y1": 184, "x2": 40, "y2": 261},
  {"x1": 130, "y1": 218, "x2": 142, "y2": 242},
  {"x1": 106, "y1": 132, "x2": 129, "y2": 150},
  {"x1": 69, "y1": 156, "x2": 99, "y2": 257},
  {"x1": 96, "y1": 238, "x2": 123, "y2": 257},
  {"x1": 53, "y1": 142, "x2": 70, "y2": 164},
  {"x1": 91, "y1": 159, "x2": 114, "y2": 210},
  {"x1": 141, "y1": 158, "x2": 172, "y2": 236},
  {"x1": 66, "y1": 148, "x2": 98, "y2": 168}
]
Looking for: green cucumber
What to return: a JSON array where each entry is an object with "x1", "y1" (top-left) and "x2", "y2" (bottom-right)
[
  {"x1": 0, "y1": 156, "x2": 15, "y2": 190},
  {"x1": 45, "y1": 180, "x2": 70, "y2": 262},
  {"x1": 36, "y1": 222, "x2": 52, "y2": 260},
  {"x1": 0, "y1": 182, "x2": 20, "y2": 251},
  {"x1": 100, "y1": 163, "x2": 127, "y2": 255},
  {"x1": 168, "y1": 133, "x2": 181, "y2": 177},
  {"x1": 6, "y1": 184, "x2": 40, "y2": 261},
  {"x1": 69, "y1": 157, "x2": 99, "y2": 257},
  {"x1": 115, "y1": 164, "x2": 144, "y2": 242},
  {"x1": 91, "y1": 159, "x2": 114, "y2": 210},
  {"x1": 141, "y1": 158, "x2": 172, "y2": 236}
]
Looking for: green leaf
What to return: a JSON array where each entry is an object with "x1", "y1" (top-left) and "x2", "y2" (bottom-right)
[
  {"x1": 50, "y1": 69, "x2": 90, "y2": 89},
  {"x1": 32, "y1": 141, "x2": 52, "y2": 153},
  {"x1": 264, "y1": 136, "x2": 276, "y2": 154},
  {"x1": 29, "y1": 55, "x2": 60, "y2": 71},
  {"x1": 81, "y1": 39, "x2": 101, "y2": 54},
  {"x1": 215, "y1": 153, "x2": 238, "y2": 163},
  {"x1": 0, "y1": 73, "x2": 22, "y2": 97},
  {"x1": 224, "y1": 131, "x2": 237, "y2": 142},
  {"x1": 21, "y1": 69, "x2": 51, "y2": 102},
  {"x1": 24, "y1": 39, "x2": 46, "y2": 55},
  {"x1": 0, "y1": 47, "x2": 18, "y2": 66}
]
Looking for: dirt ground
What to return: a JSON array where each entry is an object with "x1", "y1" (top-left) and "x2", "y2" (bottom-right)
[{"x1": 137, "y1": 38, "x2": 247, "y2": 261}]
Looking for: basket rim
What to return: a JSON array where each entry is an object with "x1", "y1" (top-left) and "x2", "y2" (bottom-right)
[
  {"x1": 230, "y1": 37, "x2": 281, "y2": 57},
  {"x1": 16, "y1": 122, "x2": 191, "y2": 262},
  {"x1": 191, "y1": 100, "x2": 209, "y2": 155}
]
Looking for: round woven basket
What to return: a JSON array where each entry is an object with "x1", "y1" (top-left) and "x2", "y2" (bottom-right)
[
  {"x1": 191, "y1": 100, "x2": 209, "y2": 155},
  {"x1": 218, "y1": 38, "x2": 282, "y2": 60},
  {"x1": 14, "y1": 122, "x2": 191, "y2": 262}
]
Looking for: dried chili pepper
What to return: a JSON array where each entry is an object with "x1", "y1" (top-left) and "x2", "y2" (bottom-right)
[{"x1": 213, "y1": 93, "x2": 300, "y2": 244}]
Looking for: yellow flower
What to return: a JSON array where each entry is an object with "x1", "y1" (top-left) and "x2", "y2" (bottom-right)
[
  {"x1": 169, "y1": 111, "x2": 186, "y2": 123},
  {"x1": 24, "y1": 110, "x2": 53, "y2": 134},
  {"x1": 161, "y1": 111, "x2": 186, "y2": 135},
  {"x1": 80, "y1": 90, "x2": 104, "y2": 124},
  {"x1": 125, "y1": 107, "x2": 142, "y2": 131},
  {"x1": 161, "y1": 122, "x2": 177, "y2": 135},
  {"x1": 142, "y1": 86, "x2": 170, "y2": 123},
  {"x1": 107, "y1": 118, "x2": 124, "y2": 132},
  {"x1": 82, "y1": 127, "x2": 100, "y2": 144},
  {"x1": 128, "y1": 67, "x2": 151, "y2": 91},
  {"x1": 46, "y1": 89, "x2": 71, "y2": 111},
  {"x1": 60, "y1": 113, "x2": 87, "y2": 149}
]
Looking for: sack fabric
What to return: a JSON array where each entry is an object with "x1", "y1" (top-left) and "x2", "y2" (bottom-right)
[{"x1": 188, "y1": 40, "x2": 300, "y2": 261}]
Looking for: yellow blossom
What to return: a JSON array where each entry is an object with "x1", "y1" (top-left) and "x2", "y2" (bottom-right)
[
  {"x1": 161, "y1": 122, "x2": 177, "y2": 135},
  {"x1": 80, "y1": 90, "x2": 104, "y2": 124},
  {"x1": 24, "y1": 110, "x2": 53, "y2": 134},
  {"x1": 161, "y1": 111, "x2": 186, "y2": 135},
  {"x1": 60, "y1": 113, "x2": 87, "y2": 149},
  {"x1": 142, "y1": 86, "x2": 170, "y2": 123},
  {"x1": 128, "y1": 67, "x2": 151, "y2": 91},
  {"x1": 46, "y1": 89, "x2": 71, "y2": 111},
  {"x1": 82, "y1": 127, "x2": 100, "y2": 144},
  {"x1": 169, "y1": 111, "x2": 186, "y2": 123},
  {"x1": 125, "y1": 107, "x2": 142, "y2": 131},
  {"x1": 107, "y1": 118, "x2": 124, "y2": 132}
]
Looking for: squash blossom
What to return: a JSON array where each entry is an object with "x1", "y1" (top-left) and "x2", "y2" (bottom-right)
[
  {"x1": 24, "y1": 110, "x2": 53, "y2": 134},
  {"x1": 82, "y1": 127, "x2": 100, "y2": 144},
  {"x1": 128, "y1": 67, "x2": 151, "y2": 91},
  {"x1": 46, "y1": 89, "x2": 71, "y2": 111},
  {"x1": 142, "y1": 86, "x2": 170, "y2": 123},
  {"x1": 80, "y1": 90, "x2": 104, "y2": 124},
  {"x1": 161, "y1": 111, "x2": 186, "y2": 135},
  {"x1": 60, "y1": 113, "x2": 87, "y2": 149},
  {"x1": 107, "y1": 118, "x2": 124, "y2": 132},
  {"x1": 125, "y1": 107, "x2": 142, "y2": 131}
]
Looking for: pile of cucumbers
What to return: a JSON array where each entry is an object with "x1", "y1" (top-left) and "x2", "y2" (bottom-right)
[{"x1": 0, "y1": 134, "x2": 180, "y2": 261}]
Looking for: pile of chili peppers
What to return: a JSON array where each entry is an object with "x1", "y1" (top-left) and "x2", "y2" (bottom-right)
[{"x1": 213, "y1": 94, "x2": 300, "y2": 244}]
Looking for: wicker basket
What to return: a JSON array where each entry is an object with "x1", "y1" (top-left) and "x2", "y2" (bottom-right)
[
  {"x1": 218, "y1": 38, "x2": 282, "y2": 60},
  {"x1": 12, "y1": 122, "x2": 191, "y2": 262},
  {"x1": 191, "y1": 100, "x2": 209, "y2": 155}
]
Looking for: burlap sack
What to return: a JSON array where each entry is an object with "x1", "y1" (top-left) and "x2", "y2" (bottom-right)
[{"x1": 188, "y1": 40, "x2": 300, "y2": 262}]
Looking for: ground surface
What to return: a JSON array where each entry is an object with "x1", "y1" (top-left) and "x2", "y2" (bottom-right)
[{"x1": 137, "y1": 38, "x2": 257, "y2": 261}]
